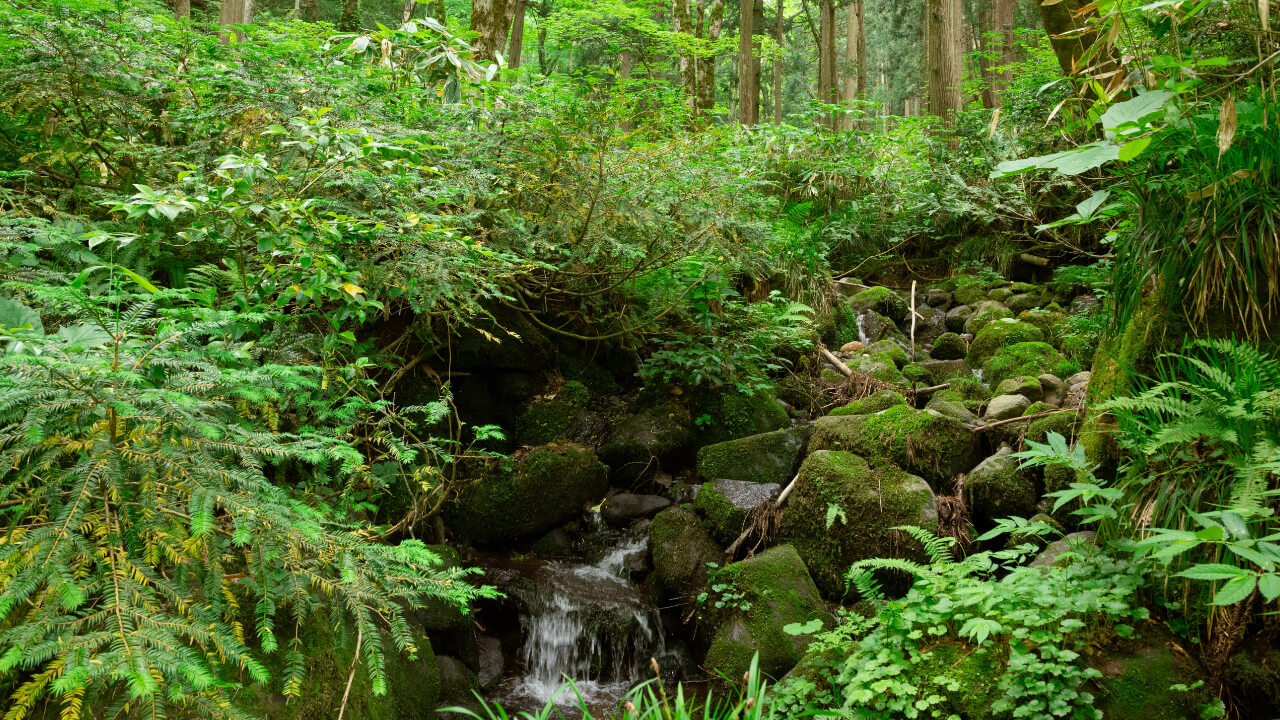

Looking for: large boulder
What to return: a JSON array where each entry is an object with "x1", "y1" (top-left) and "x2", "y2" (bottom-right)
[
  {"x1": 648, "y1": 507, "x2": 723, "y2": 599},
  {"x1": 983, "y1": 394, "x2": 1031, "y2": 421},
  {"x1": 945, "y1": 305, "x2": 973, "y2": 333},
  {"x1": 446, "y1": 445, "x2": 608, "y2": 544},
  {"x1": 983, "y1": 342, "x2": 1065, "y2": 388},
  {"x1": 964, "y1": 301, "x2": 1015, "y2": 335},
  {"x1": 913, "y1": 306, "x2": 949, "y2": 347},
  {"x1": 601, "y1": 493, "x2": 672, "y2": 526},
  {"x1": 849, "y1": 286, "x2": 908, "y2": 323},
  {"x1": 513, "y1": 380, "x2": 592, "y2": 446},
  {"x1": 696, "y1": 425, "x2": 810, "y2": 485},
  {"x1": 830, "y1": 389, "x2": 907, "y2": 417},
  {"x1": 701, "y1": 545, "x2": 829, "y2": 681},
  {"x1": 855, "y1": 310, "x2": 908, "y2": 345},
  {"x1": 695, "y1": 479, "x2": 781, "y2": 545},
  {"x1": 777, "y1": 450, "x2": 937, "y2": 597},
  {"x1": 930, "y1": 332, "x2": 967, "y2": 361},
  {"x1": 967, "y1": 320, "x2": 1046, "y2": 367},
  {"x1": 597, "y1": 404, "x2": 693, "y2": 484},
  {"x1": 964, "y1": 445, "x2": 1039, "y2": 526},
  {"x1": 690, "y1": 387, "x2": 789, "y2": 447},
  {"x1": 919, "y1": 359, "x2": 973, "y2": 384},
  {"x1": 809, "y1": 405, "x2": 978, "y2": 490}
]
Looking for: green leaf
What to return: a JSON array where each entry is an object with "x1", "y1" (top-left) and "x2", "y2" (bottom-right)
[
  {"x1": 783, "y1": 619, "x2": 824, "y2": 636},
  {"x1": 1118, "y1": 137, "x2": 1153, "y2": 162},
  {"x1": 1176, "y1": 563, "x2": 1248, "y2": 581},
  {"x1": 0, "y1": 298, "x2": 44, "y2": 334},
  {"x1": 1257, "y1": 574, "x2": 1280, "y2": 602},
  {"x1": 1100, "y1": 90, "x2": 1174, "y2": 138},
  {"x1": 1211, "y1": 575, "x2": 1256, "y2": 605},
  {"x1": 53, "y1": 324, "x2": 112, "y2": 348},
  {"x1": 118, "y1": 268, "x2": 159, "y2": 294},
  {"x1": 1075, "y1": 190, "x2": 1111, "y2": 219}
]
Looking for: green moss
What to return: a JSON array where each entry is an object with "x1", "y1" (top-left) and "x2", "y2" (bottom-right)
[
  {"x1": 809, "y1": 404, "x2": 977, "y2": 489},
  {"x1": 1027, "y1": 411, "x2": 1081, "y2": 445},
  {"x1": 862, "y1": 340, "x2": 909, "y2": 368},
  {"x1": 829, "y1": 389, "x2": 906, "y2": 417},
  {"x1": 691, "y1": 387, "x2": 788, "y2": 447},
  {"x1": 818, "y1": 301, "x2": 859, "y2": 349},
  {"x1": 1023, "y1": 401, "x2": 1055, "y2": 415},
  {"x1": 446, "y1": 445, "x2": 608, "y2": 543},
  {"x1": 849, "y1": 286, "x2": 908, "y2": 322},
  {"x1": 931, "y1": 332, "x2": 967, "y2": 360},
  {"x1": 702, "y1": 545, "x2": 828, "y2": 681},
  {"x1": 820, "y1": 368, "x2": 846, "y2": 384},
  {"x1": 965, "y1": 302, "x2": 1015, "y2": 335},
  {"x1": 901, "y1": 363, "x2": 932, "y2": 385},
  {"x1": 965, "y1": 448, "x2": 1039, "y2": 524},
  {"x1": 1018, "y1": 308, "x2": 1067, "y2": 340},
  {"x1": 995, "y1": 376, "x2": 1042, "y2": 400},
  {"x1": 777, "y1": 450, "x2": 937, "y2": 597},
  {"x1": 696, "y1": 426, "x2": 809, "y2": 485},
  {"x1": 967, "y1": 320, "x2": 1046, "y2": 366},
  {"x1": 1093, "y1": 635, "x2": 1210, "y2": 720},
  {"x1": 846, "y1": 353, "x2": 906, "y2": 385},
  {"x1": 953, "y1": 282, "x2": 989, "y2": 307},
  {"x1": 597, "y1": 404, "x2": 693, "y2": 483},
  {"x1": 243, "y1": 615, "x2": 439, "y2": 720},
  {"x1": 983, "y1": 342, "x2": 1064, "y2": 388},
  {"x1": 910, "y1": 642, "x2": 1004, "y2": 720},
  {"x1": 514, "y1": 381, "x2": 590, "y2": 445},
  {"x1": 648, "y1": 507, "x2": 722, "y2": 598}
]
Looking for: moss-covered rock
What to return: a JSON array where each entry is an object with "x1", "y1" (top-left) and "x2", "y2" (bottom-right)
[
  {"x1": 244, "y1": 615, "x2": 440, "y2": 720},
  {"x1": 967, "y1": 320, "x2": 1046, "y2": 367},
  {"x1": 965, "y1": 301, "x2": 1015, "y2": 335},
  {"x1": 861, "y1": 340, "x2": 909, "y2": 368},
  {"x1": 964, "y1": 446, "x2": 1039, "y2": 527},
  {"x1": 446, "y1": 445, "x2": 608, "y2": 544},
  {"x1": 648, "y1": 507, "x2": 723, "y2": 599},
  {"x1": 696, "y1": 426, "x2": 809, "y2": 485},
  {"x1": 818, "y1": 301, "x2": 860, "y2": 349},
  {"x1": 691, "y1": 387, "x2": 789, "y2": 447},
  {"x1": 514, "y1": 381, "x2": 591, "y2": 445},
  {"x1": 931, "y1": 332, "x2": 967, "y2": 360},
  {"x1": 1091, "y1": 631, "x2": 1210, "y2": 720},
  {"x1": 945, "y1": 305, "x2": 974, "y2": 333},
  {"x1": 849, "y1": 286, "x2": 908, "y2": 323},
  {"x1": 702, "y1": 545, "x2": 829, "y2": 681},
  {"x1": 983, "y1": 342, "x2": 1064, "y2": 388},
  {"x1": 695, "y1": 479, "x2": 781, "y2": 545},
  {"x1": 829, "y1": 389, "x2": 907, "y2": 417},
  {"x1": 598, "y1": 404, "x2": 693, "y2": 484},
  {"x1": 777, "y1": 450, "x2": 938, "y2": 597},
  {"x1": 436, "y1": 656, "x2": 480, "y2": 715},
  {"x1": 953, "y1": 282, "x2": 989, "y2": 307},
  {"x1": 855, "y1": 310, "x2": 908, "y2": 345},
  {"x1": 1006, "y1": 292, "x2": 1041, "y2": 314},
  {"x1": 919, "y1": 358, "x2": 973, "y2": 384},
  {"x1": 994, "y1": 376, "x2": 1043, "y2": 403},
  {"x1": 418, "y1": 545, "x2": 470, "y2": 632},
  {"x1": 1026, "y1": 409, "x2": 1082, "y2": 446},
  {"x1": 845, "y1": 353, "x2": 906, "y2": 385},
  {"x1": 926, "y1": 395, "x2": 976, "y2": 424},
  {"x1": 809, "y1": 405, "x2": 977, "y2": 490},
  {"x1": 908, "y1": 642, "x2": 1005, "y2": 719}
]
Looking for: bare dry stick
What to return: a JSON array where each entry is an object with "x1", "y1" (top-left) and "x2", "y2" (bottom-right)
[
  {"x1": 336, "y1": 624, "x2": 363, "y2": 720},
  {"x1": 820, "y1": 346, "x2": 854, "y2": 376},
  {"x1": 909, "y1": 280, "x2": 917, "y2": 361},
  {"x1": 725, "y1": 472, "x2": 801, "y2": 556},
  {"x1": 973, "y1": 408, "x2": 1083, "y2": 433}
]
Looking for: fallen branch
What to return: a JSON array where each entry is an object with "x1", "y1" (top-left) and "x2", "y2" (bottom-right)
[
  {"x1": 973, "y1": 407, "x2": 1083, "y2": 433},
  {"x1": 724, "y1": 472, "x2": 801, "y2": 556},
  {"x1": 820, "y1": 346, "x2": 854, "y2": 377}
]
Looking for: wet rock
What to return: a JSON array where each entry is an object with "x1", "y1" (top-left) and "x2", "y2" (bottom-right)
[
  {"x1": 919, "y1": 359, "x2": 972, "y2": 384},
  {"x1": 475, "y1": 636, "x2": 505, "y2": 691},
  {"x1": 514, "y1": 381, "x2": 592, "y2": 446},
  {"x1": 648, "y1": 507, "x2": 723, "y2": 599},
  {"x1": 810, "y1": 404, "x2": 977, "y2": 491},
  {"x1": 778, "y1": 450, "x2": 937, "y2": 597},
  {"x1": 966, "y1": 319, "x2": 1045, "y2": 366},
  {"x1": 436, "y1": 656, "x2": 481, "y2": 714},
  {"x1": 925, "y1": 288, "x2": 953, "y2": 308},
  {"x1": 695, "y1": 479, "x2": 781, "y2": 545},
  {"x1": 926, "y1": 395, "x2": 976, "y2": 425},
  {"x1": 597, "y1": 404, "x2": 693, "y2": 484},
  {"x1": 696, "y1": 425, "x2": 810, "y2": 485},
  {"x1": 984, "y1": 394, "x2": 1031, "y2": 421},
  {"x1": 830, "y1": 389, "x2": 907, "y2": 417},
  {"x1": 601, "y1": 493, "x2": 672, "y2": 527},
  {"x1": 994, "y1": 376, "x2": 1043, "y2": 403},
  {"x1": 529, "y1": 528, "x2": 576, "y2": 556},
  {"x1": 964, "y1": 301, "x2": 1014, "y2": 335},
  {"x1": 690, "y1": 386, "x2": 789, "y2": 447},
  {"x1": 855, "y1": 310, "x2": 908, "y2": 345},
  {"x1": 913, "y1": 306, "x2": 948, "y2": 346},
  {"x1": 983, "y1": 342, "x2": 1064, "y2": 388},
  {"x1": 964, "y1": 445, "x2": 1039, "y2": 525},
  {"x1": 849, "y1": 286, "x2": 908, "y2": 323},
  {"x1": 702, "y1": 545, "x2": 829, "y2": 681},
  {"x1": 945, "y1": 305, "x2": 973, "y2": 333},
  {"x1": 447, "y1": 445, "x2": 609, "y2": 544},
  {"x1": 930, "y1": 332, "x2": 967, "y2": 361}
]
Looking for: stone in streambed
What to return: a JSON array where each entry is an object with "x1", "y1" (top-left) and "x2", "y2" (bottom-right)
[
  {"x1": 967, "y1": 319, "x2": 1045, "y2": 366},
  {"x1": 601, "y1": 493, "x2": 672, "y2": 526},
  {"x1": 994, "y1": 376, "x2": 1043, "y2": 403},
  {"x1": 695, "y1": 479, "x2": 781, "y2": 545},
  {"x1": 695, "y1": 425, "x2": 810, "y2": 485},
  {"x1": 829, "y1": 389, "x2": 907, "y2": 417},
  {"x1": 930, "y1": 332, "x2": 967, "y2": 361},
  {"x1": 809, "y1": 404, "x2": 977, "y2": 490},
  {"x1": 984, "y1": 394, "x2": 1031, "y2": 421},
  {"x1": 849, "y1": 286, "x2": 908, "y2": 323},
  {"x1": 964, "y1": 445, "x2": 1039, "y2": 525},
  {"x1": 597, "y1": 403, "x2": 693, "y2": 484},
  {"x1": 648, "y1": 507, "x2": 723, "y2": 599}
]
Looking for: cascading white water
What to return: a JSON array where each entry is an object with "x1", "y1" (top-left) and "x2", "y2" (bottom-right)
[{"x1": 494, "y1": 528, "x2": 665, "y2": 714}]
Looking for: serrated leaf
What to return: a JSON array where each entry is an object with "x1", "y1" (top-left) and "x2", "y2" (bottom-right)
[{"x1": 1211, "y1": 575, "x2": 1256, "y2": 605}]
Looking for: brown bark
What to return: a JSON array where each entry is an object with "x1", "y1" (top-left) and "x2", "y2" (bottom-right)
[
  {"x1": 840, "y1": 0, "x2": 865, "y2": 129},
  {"x1": 507, "y1": 0, "x2": 526, "y2": 67},
  {"x1": 402, "y1": 0, "x2": 415, "y2": 23},
  {"x1": 817, "y1": 0, "x2": 837, "y2": 128},
  {"x1": 772, "y1": 0, "x2": 784, "y2": 124},
  {"x1": 299, "y1": 0, "x2": 317, "y2": 21},
  {"x1": 697, "y1": 0, "x2": 724, "y2": 111},
  {"x1": 471, "y1": 0, "x2": 512, "y2": 63},
  {"x1": 925, "y1": 0, "x2": 962, "y2": 127},
  {"x1": 175, "y1": 0, "x2": 190, "y2": 19},
  {"x1": 339, "y1": 0, "x2": 359, "y2": 31},
  {"x1": 978, "y1": 0, "x2": 1015, "y2": 107},
  {"x1": 1035, "y1": 0, "x2": 1120, "y2": 82},
  {"x1": 737, "y1": 0, "x2": 759, "y2": 124},
  {"x1": 218, "y1": 0, "x2": 253, "y2": 41},
  {"x1": 674, "y1": 0, "x2": 698, "y2": 109}
]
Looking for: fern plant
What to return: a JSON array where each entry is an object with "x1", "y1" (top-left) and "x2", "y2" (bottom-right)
[{"x1": 0, "y1": 290, "x2": 493, "y2": 719}]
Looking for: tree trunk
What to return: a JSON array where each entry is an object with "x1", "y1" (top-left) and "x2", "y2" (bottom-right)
[
  {"x1": 673, "y1": 0, "x2": 698, "y2": 110},
  {"x1": 697, "y1": 0, "x2": 724, "y2": 111},
  {"x1": 925, "y1": 0, "x2": 962, "y2": 128},
  {"x1": 817, "y1": 0, "x2": 837, "y2": 128},
  {"x1": 339, "y1": 0, "x2": 359, "y2": 31},
  {"x1": 772, "y1": 0, "x2": 784, "y2": 124},
  {"x1": 299, "y1": 0, "x2": 317, "y2": 21},
  {"x1": 219, "y1": 0, "x2": 253, "y2": 41},
  {"x1": 978, "y1": 0, "x2": 1014, "y2": 107},
  {"x1": 737, "y1": 0, "x2": 759, "y2": 124},
  {"x1": 472, "y1": 0, "x2": 512, "y2": 63},
  {"x1": 175, "y1": 0, "x2": 190, "y2": 19},
  {"x1": 840, "y1": 0, "x2": 865, "y2": 129},
  {"x1": 507, "y1": 0, "x2": 526, "y2": 68},
  {"x1": 1035, "y1": 0, "x2": 1119, "y2": 84},
  {"x1": 402, "y1": 0, "x2": 415, "y2": 23},
  {"x1": 428, "y1": 0, "x2": 445, "y2": 21}
]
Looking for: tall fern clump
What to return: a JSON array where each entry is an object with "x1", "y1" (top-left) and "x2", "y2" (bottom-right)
[{"x1": 0, "y1": 291, "x2": 491, "y2": 719}]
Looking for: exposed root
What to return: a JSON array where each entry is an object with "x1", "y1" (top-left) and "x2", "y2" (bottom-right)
[{"x1": 936, "y1": 474, "x2": 972, "y2": 556}]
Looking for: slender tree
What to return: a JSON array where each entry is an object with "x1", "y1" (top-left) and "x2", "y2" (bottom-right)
[
  {"x1": 674, "y1": 0, "x2": 698, "y2": 109},
  {"x1": 175, "y1": 0, "x2": 190, "y2": 19},
  {"x1": 507, "y1": 0, "x2": 527, "y2": 68},
  {"x1": 472, "y1": 0, "x2": 512, "y2": 62},
  {"x1": 339, "y1": 0, "x2": 359, "y2": 31},
  {"x1": 978, "y1": 0, "x2": 1014, "y2": 107},
  {"x1": 697, "y1": 0, "x2": 725, "y2": 111},
  {"x1": 840, "y1": 0, "x2": 865, "y2": 128},
  {"x1": 738, "y1": 0, "x2": 760, "y2": 124},
  {"x1": 402, "y1": 0, "x2": 416, "y2": 23},
  {"x1": 300, "y1": 0, "x2": 318, "y2": 21},
  {"x1": 925, "y1": 0, "x2": 962, "y2": 128},
  {"x1": 219, "y1": 0, "x2": 253, "y2": 41},
  {"x1": 772, "y1": 0, "x2": 784, "y2": 124},
  {"x1": 817, "y1": 0, "x2": 837, "y2": 128}
]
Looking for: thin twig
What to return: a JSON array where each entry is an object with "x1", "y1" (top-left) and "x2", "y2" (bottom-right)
[
  {"x1": 973, "y1": 408, "x2": 1082, "y2": 433},
  {"x1": 337, "y1": 624, "x2": 363, "y2": 720}
]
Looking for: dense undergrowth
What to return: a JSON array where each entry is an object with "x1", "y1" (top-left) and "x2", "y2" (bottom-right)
[{"x1": 0, "y1": 0, "x2": 1278, "y2": 717}]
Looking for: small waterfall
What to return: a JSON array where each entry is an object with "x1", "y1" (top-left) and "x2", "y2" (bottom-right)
[{"x1": 494, "y1": 528, "x2": 665, "y2": 713}]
